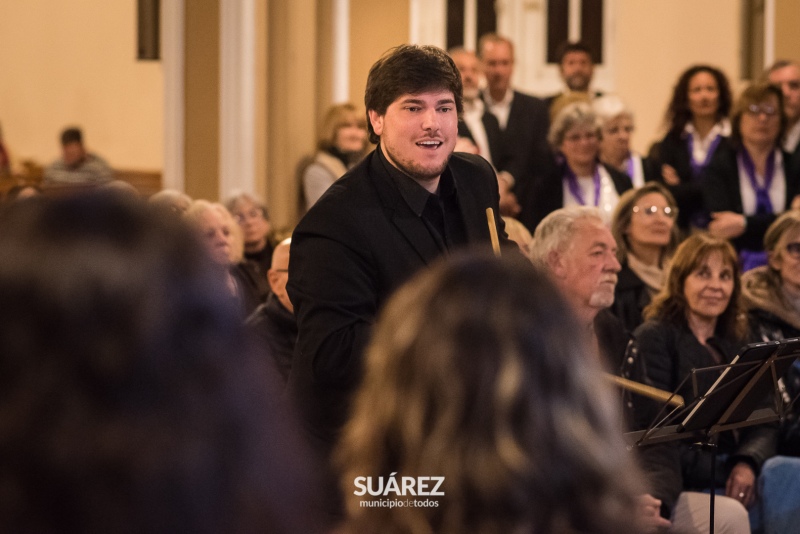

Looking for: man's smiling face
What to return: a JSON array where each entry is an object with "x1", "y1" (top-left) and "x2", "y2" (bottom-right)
[{"x1": 368, "y1": 90, "x2": 458, "y2": 188}]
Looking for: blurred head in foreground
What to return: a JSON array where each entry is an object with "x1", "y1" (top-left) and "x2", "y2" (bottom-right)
[
  {"x1": 0, "y1": 192, "x2": 326, "y2": 533},
  {"x1": 336, "y1": 252, "x2": 644, "y2": 534}
]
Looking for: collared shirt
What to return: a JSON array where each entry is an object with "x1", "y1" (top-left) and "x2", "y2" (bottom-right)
[
  {"x1": 462, "y1": 98, "x2": 492, "y2": 164},
  {"x1": 784, "y1": 119, "x2": 800, "y2": 153},
  {"x1": 684, "y1": 119, "x2": 731, "y2": 164},
  {"x1": 561, "y1": 164, "x2": 620, "y2": 225},
  {"x1": 377, "y1": 145, "x2": 467, "y2": 251},
  {"x1": 483, "y1": 87, "x2": 514, "y2": 130}
]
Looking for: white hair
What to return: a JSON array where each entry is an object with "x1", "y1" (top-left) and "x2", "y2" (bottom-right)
[
  {"x1": 591, "y1": 94, "x2": 634, "y2": 125},
  {"x1": 528, "y1": 206, "x2": 605, "y2": 271}
]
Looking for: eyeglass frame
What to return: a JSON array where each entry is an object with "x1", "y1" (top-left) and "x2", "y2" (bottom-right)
[{"x1": 632, "y1": 205, "x2": 679, "y2": 218}]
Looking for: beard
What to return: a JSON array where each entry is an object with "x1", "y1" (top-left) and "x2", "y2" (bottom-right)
[{"x1": 566, "y1": 74, "x2": 590, "y2": 92}]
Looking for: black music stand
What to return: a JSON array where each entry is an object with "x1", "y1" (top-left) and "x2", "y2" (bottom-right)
[{"x1": 626, "y1": 338, "x2": 800, "y2": 534}]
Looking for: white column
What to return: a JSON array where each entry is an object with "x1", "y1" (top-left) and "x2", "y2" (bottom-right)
[
  {"x1": 568, "y1": 0, "x2": 581, "y2": 41},
  {"x1": 464, "y1": 0, "x2": 477, "y2": 50},
  {"x1": 409, "y1": 0, "x2": 447, "y2": 48},
  {"x1": 219, "y1": 0, "x2": 257, "y2": 198},
  {"x1": 764, "y1": 0, "x2": 775, "y2": 68},
  {"x1": 162, "y1": 0, "x2": 184, "y2": 191},
  {"x1": 332, "y1": 0, "x2": 350, "y2": 103}
]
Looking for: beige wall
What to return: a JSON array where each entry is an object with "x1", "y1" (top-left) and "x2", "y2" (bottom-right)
[
  {"x1": 775, "y1": 0, "x2": 800, "y2": 64},
  {"x1": 0, "y1": 0, "x2": 163, "y2": 170},
  {"x1": 614, "y1": 0, "x2": 742, "y2": 155},
  {"x1": 348, "y1": 0, "x2": 410, "y2": 107}
]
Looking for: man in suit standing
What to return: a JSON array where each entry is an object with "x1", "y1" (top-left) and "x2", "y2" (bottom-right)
[
  {"x1": 287, "y1": 44, "x2": 508, "y2": 458},
  {"x1": 478, "y1": 33, "x2": 553, "y2": 231},
  {"x1": 544, "y1": 41, "x2": 603, "y2": 110}
]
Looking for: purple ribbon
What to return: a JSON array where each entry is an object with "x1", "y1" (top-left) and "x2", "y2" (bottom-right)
[
  {"x1": 565, "y1": 164, "x2": 601, "y2": 207},
  {"x1": 739, "y1": 148, "x2": 776, "y2": 215},
  {"x1": 687, "y1": 133, "x2": 722, "y2": 177},
  {"x1": 625, "y1": 154, "x2": 635, "y2": 180}
]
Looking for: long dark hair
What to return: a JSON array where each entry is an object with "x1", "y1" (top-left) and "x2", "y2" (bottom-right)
[{"x1": 665, "y1": 65, "x2": 733, "y2": 137}]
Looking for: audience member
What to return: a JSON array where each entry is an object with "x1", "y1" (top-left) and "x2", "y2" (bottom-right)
[
  {"x1": 703, "y1": 81, "x2": 798, "y2": 271},
  {"x1": 0, "y1": 192, "x2": 327, "y2": 533},
  {"x1": 649, "y1": 65, "x2": 733, "y2": 231},
  {"x1": 528, "y1": 206, "x2": 628, "y2": 368},
  {"x1": 226, "y1": 191, "x2": 275, "y2": 279},
  {"x1": 593, "y1": 94, "x2": 655, "y2": 188},
  {"x1": 633, "y1": 233, "x2": 772, "y2": 533},
  {"x1": 336, "y1": 253, "x2": 646, "y2": 534},
  {"x1": 478, "y1": 33, "x2": 554, "y2": 231},
  {"x1": 288, "y1": 44, "x2": 509, "y2": 460},
  {"x1": 185, "y1": 200, "x2": 267, "y2": 316},
  {"x1": 302, "y1": 103, "x2": 369, "y2": 211},
  {"x1": 765, "y1": 59, "x2": 800, "y2": 169},
  {"x1": 247, "y1": 238, "x2": 295, "y2": 384},
  {"x1": 148, "y1": 188, "x2": 192, "y2": 215},
  {"x1": 43, "y1": 127, "x2": 113, "y2": 184},
  {"x1": 545, "y1": 40, "x2": 603, "y2": 109},
  {"x1": 530, "y1": 102, "x2": 632, "y2": 228},
  {"x1": 610, "y1": 183, "x2": 680, "y2": 333}
]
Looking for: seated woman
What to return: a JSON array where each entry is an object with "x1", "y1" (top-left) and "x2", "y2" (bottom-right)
[
  {"x1": 610, "y1": 182, "x2": 680, "y2": 333},
  {"x1": 740, "y1": 210, "x2": 800, "y2": 534},
  {"x1": 530, "y1": 102, "x2": 632, "y2": 228},
  {"x1": 336, "y1": 253, "x2": 649, "y2": 534},
  {"x1": 703, "y1": 81, "x2": 798, "y2": 271},
  {"x1": 633, "y1": 234, "x2": 774, "y2": 533},
  {"x1": 593, "y1": 94, "x2": 656, "y2": 188},
  {"x1": 649, "y1": 65, "x2": 733, "y2": 232},
  {"x1": 185, "y1": 200, "x2": 267, "y2": 316},
  {"x1": 302, "y1": 102, "x2": 369, "y2": 212},
  {"x1": 225, "y1": 191, "x2": 274, "y2": 280}
]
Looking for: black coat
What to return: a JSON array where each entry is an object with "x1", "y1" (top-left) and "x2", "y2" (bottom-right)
[
  {"x1": 702, "y1": 144, "x2": 800, "y2": 251},
  {"x1": 246, "y1": 292, "x2": 297, "y2": 384},
  {"x1": 611, "y1": 263, "x2": 652, "y2": 334},
  {"x1": 649, "y1": 131, "x2": 731, "y2": 231},
  {"x1": 528, "y1": 161, "x2": 633, "y2": 231},
  {"x1": 287, "y1": 146, "x2": 509, "y2": 453},
  {"x1": 475, "y1": 91, "x2": 556, "y2": 231},
  {"x1": 632, "y1": 320, "x2": 777, "y2": 517}
]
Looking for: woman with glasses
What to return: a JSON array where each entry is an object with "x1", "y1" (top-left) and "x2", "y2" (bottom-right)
[
  {"x1": 225, "y1": 191, "x2": 275, "y2": 280},
  {"x1": 649, "y1": 65, "x2": 733, "y2": 232},
  {"x1": 740, "y1": 211, "x2": 800, "y2": 534},
  {"x1": 530, "y1": 102, "x2": 632, "y2": 228},
  {"x1": 632, "y1": 234, "x2": 773, "y2": 533},
  {"x1": 610, "y1": 183, "x2": 680, "y2": 333},
  {"x1": 703, "y1": 81, "x2": 798, "y2": 271}
]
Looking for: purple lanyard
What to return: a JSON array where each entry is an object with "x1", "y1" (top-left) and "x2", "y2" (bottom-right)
[
  {"x1": 565, "y1": 164, "x2": 601, "y2": 207},
  {"x1": 687, "y1": 133, "x2": 722, "y2": 176},
  {"x1": 625, "y1": 154, "x2": 635, "y2": 180},
  {"x1": 739, "y1": 148, "x2": 776, "y2": 215}
]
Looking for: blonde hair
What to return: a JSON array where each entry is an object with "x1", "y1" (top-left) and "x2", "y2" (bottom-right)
[
  {"x1": 184, "y1": 200, "x2": 244, "y2": 264},
  {"x1": 610, "y1": 182, "x2": 680, "y2": 264},
  {"x1": 318, "y1": 103, "x2": 368, "y2": 153},
  {"x1": 337, "y1": 253, "x2": 644, "y2": 534}
]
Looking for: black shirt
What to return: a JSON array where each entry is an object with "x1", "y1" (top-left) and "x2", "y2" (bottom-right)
[{"x1": 378, "y1": 145, "x2": 468, "y2": 251}]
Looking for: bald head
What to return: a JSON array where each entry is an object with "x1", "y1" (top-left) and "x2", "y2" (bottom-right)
[{"x1": 268, "y1": 238, "x2": 293, "y2": 313}]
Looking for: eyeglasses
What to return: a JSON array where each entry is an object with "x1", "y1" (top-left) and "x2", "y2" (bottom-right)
[
  {"x1": 632, "y1": 205, "x2": 678, "y2": 218},
  {"x1": 563, "y1": 131, "x2": 598, "y2": 143},
  {"x1": 785, "y1": 243, "x2": 800, "y2": 258},
  {"x1": 746, "y1": 104, "x2": 778, "y2": 117}
]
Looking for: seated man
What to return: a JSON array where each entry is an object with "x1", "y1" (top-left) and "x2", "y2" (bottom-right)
[
  {"x1": 43, "y1": 127, "x2": 113, "y2": 184},
  {"x1": 247, "y1": 238, "x2": 295, "y2": 384}
]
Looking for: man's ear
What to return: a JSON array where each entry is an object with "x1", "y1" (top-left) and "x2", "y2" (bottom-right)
[
  {"x1": 267, "y1": 269, "x2": 280, "y2": 294},
  {"x1": 368, "y1": 109, "x2": 384, "y2": 137},
  {"x1": 547, "y1": 249, "x2": 567, "y2": 278}
]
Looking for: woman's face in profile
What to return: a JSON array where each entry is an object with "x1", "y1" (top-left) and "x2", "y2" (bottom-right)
[
  {"x1": 687, "y1": 71, "x2": 720, "y2": 120},
  {"x1": 682, "y1": 251, "x2": 734, "y2": 323},
  {"x1": 771, "y1": 227, "x2": 800, "y2": 293},
  {"x1": 599, "y1": 114, "x2": 633, "y2": 160},
  {"x1": 198, "y1": 208, "x2": 233, "y2": 266}
]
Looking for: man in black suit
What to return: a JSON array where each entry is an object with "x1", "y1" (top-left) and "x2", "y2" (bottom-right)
[
  {"x1": 478, "y1": 33, "x2": 554, "y2": 231},
  {"x1": 287, "y1": 44, "x2": 508, "y2": 457}
]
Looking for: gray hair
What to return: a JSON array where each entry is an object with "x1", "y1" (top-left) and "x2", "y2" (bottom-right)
[
  {"x1": 548, "y1": 102, "x2": 601, "y2": 150},
  {"x1": 591, "y1": 94, "x2": 634, "y2": 126},
  {"x1": 224, "y1": 190, "x2": 270, "y2": 220},
  {"x1": 528, "y1": 206, "x2": 605, "y2": 271}
]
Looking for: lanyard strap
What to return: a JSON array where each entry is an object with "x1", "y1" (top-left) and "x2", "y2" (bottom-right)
[
  {"x1": 565, "y1": 164, "x2": 601, "y2": 207},
  {"x1": 688, "y1": 133, "x2": 722, "y2": 176},
  {"x1": 739, "y1": 148, "x2": 776, "y2": 215}
]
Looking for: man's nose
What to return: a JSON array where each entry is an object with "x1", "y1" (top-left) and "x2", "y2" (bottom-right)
[
  {"x1": 606, "y1": 252, "x2": 621, "y2": 273},
  {"x1": 422, "y1": 109, "x2": 439, "y2": 131}
]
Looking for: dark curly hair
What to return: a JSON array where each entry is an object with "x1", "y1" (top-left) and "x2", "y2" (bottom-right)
[{"x1": 665, "y1": 65, "x2": 733, "y2": 137}]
